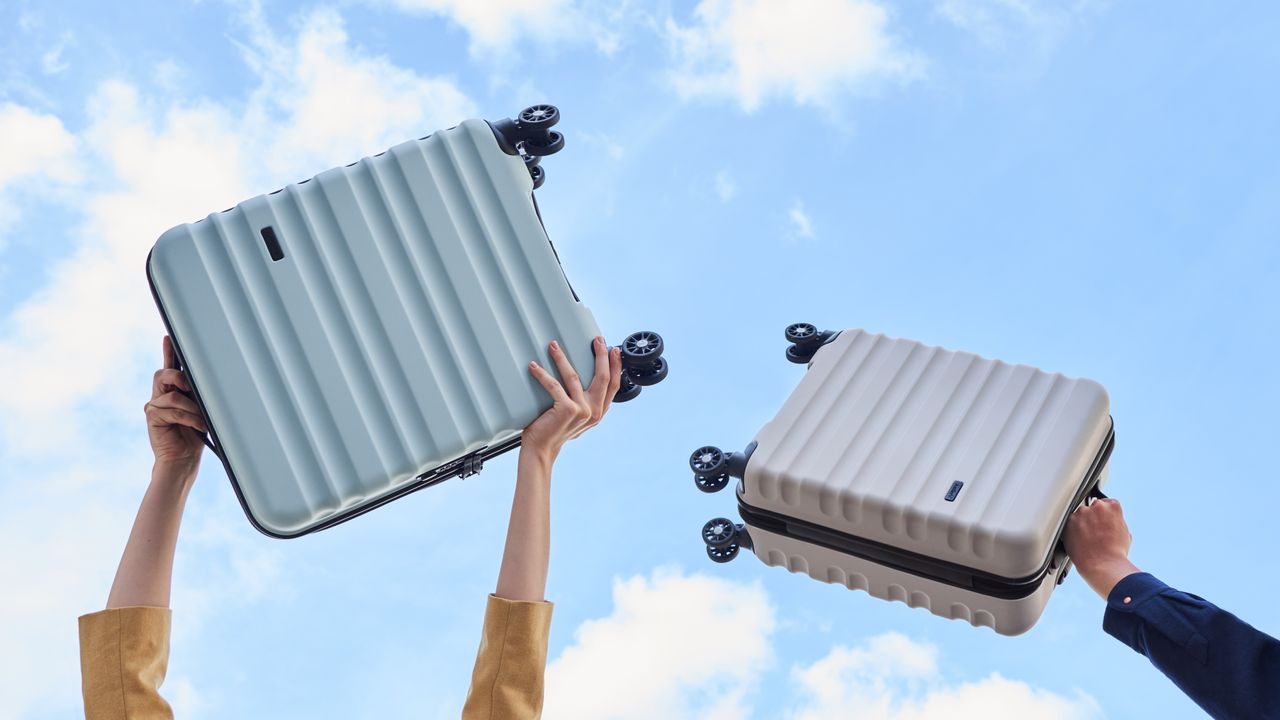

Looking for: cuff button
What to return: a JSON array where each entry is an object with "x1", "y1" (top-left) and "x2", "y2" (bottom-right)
[{"x1": 1123, "y1": 596, "x2": 1132, "y2": 604}]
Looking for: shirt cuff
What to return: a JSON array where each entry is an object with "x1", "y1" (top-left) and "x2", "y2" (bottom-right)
[
  {"x1": 486, "y1": 594, "x2": 554, "y2": 622},
  {"x1": 79, "y1": 607, "x2": 174, "y2": 720},
  {"x1": 462, "y1": 595, "x2": 555, "y2": 719},
  {"x1": 1102, "y1": 572, "x2": 1167, "y2": 650}
]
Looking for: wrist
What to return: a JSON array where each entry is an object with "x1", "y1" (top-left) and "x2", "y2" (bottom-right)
[
  {"x1": 518, "y1": 445, "x2": 557, "y2": 476},
  {"x1": 152, "y1": 461, "x2": 199, "y2": 490},
  {"x1": 1079, "y1": 556, "x2": 1140, "y2": 599}
]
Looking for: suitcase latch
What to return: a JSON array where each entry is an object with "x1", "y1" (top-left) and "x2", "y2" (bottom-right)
[{"x1": 458, "y1": 453, "x2": 484, "y2": 479}]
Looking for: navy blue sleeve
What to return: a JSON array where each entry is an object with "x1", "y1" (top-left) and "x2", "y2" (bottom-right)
[{"x1": 1103, "y1": 572, "x2": 1280, "y2": 719}]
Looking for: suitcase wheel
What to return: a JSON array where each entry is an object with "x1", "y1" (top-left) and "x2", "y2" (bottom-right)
[
  {"x1": 627, "y1": 357, "x2": 668, "y2": 387},
  {"x1": 706, "y1": 543, "x2": 740, "y2": 563},
  {"x1": 613, "y1": 376, "x2": 642, "y2": 403},
  {"x1": 690, "y1": 446, "x2": 726, "y2": 475},
  {"x1": 530, "y1": 164, "x2": 546, "y2": 190},
  {"x1": 619, "y1": 331, "x2": 664, "y2": 365},
  {"x1": 702, "y1": 517, "x2": 740, "y2": 548},
  {"x1": 523, "y1": 130, "x2": 565, "y2": 157},
  {"x1": 695, "y1": 474, "x2": 729, "y2": 493},
  {"x1": 518, "y1": 104, "x2": 560, "y2": 130},
  {"x1": 784, "y1": 322, "x2": 835, "y2": 364},
  {"x1": 785, "y1": 344, "x2": 814, "y2": 365},
  {"x1": 690, "y1": 445, "x2": 730, "y2": 493},
  {"x1": 784, "y1": 322, "x2": 819, "y2": 345},
  {"x1": 489, "y1": 104, "x2": 565, "y2": 159}
]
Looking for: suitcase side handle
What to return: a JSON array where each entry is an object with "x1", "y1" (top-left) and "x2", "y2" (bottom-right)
[{"x1": 165, "y1": 337, "x2": 217, "y2": 454}]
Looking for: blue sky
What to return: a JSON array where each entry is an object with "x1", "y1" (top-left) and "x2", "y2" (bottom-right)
[{"x1": 1, "y1": 0, "x2": 1277, "y2": 717}]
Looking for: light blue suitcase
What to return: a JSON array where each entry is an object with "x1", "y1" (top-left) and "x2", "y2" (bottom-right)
[{"x1": 147, "y1": 105, "x2": 667, "y2": 537}]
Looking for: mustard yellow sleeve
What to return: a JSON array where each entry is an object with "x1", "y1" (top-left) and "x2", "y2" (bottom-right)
[
  {"x1": 79, "y1": 607, "x2": 174, "y2": 720},
  {"x1": 461, "y1": 594, "x2": 554, "y2": 720}
]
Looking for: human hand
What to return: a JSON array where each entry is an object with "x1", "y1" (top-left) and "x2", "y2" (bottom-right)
[
  {"x1": 1063, "y1": 497, "x2": 1141, "y2": 600},
  {"x1": 146, "y1": 336, "x2": 208, "y2": 477},
  {"x1": 521, "y1": 336, "x2": 622, "y2": 467}
]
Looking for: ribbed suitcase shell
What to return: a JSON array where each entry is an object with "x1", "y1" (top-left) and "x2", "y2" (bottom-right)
[
  {"x1": 741, "y1": 329, "x2": 1112, "y2": 635},
  {"x1": 147, "y1": 119, "x2": 600, "y2": 537}
]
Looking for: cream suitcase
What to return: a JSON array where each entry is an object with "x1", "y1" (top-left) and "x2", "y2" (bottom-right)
[{"x1": 690, "y1": 324, "x2": 1113, "y2": 635}]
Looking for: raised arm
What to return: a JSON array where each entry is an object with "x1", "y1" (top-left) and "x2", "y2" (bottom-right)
[
  {"x1": 80, "y1": 336, "x2": 207, "y2": 719},
  {"x1": 462, "y1": 336, "x2": 622, "y2": 720},
  {"x1": 1065, "y1": 498, "x2": 1280, "y2": 719}
]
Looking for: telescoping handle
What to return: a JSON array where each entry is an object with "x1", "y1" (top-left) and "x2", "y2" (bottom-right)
[{"x1": 1088, "y1": 484, "x2": 1108, "y2": 503}]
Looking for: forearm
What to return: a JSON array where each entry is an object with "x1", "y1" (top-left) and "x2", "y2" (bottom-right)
[
  {"x1": 494, "y1": 449, "x2": 553, "y2": 602},
  {"x1": 106, "y1": 463, "x2": 196, "y2": 609},
  {"x1": 1104, "y1": 573, "x2": 1280, "y2": 718}
]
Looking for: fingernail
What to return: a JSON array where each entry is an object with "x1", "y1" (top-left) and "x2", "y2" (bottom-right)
[
  {"x1": 550, "y1": 340, "x2": 559, "y2": 351},
  {"x1": 595, "y1": 336, "x2": 603, "y2": 346},
  {"x1": 530, "y1": 361, "x2": 538, "y2": 369}
]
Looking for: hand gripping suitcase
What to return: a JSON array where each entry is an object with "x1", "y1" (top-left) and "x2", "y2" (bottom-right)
[
  {"x1": 146, "y1": 105, "x2": 668, "y2": 538},
  {"x1": 689, "y1": 324, "x2": 1112, "y2": 635}
]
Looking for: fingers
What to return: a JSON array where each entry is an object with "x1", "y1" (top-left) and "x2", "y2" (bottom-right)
[
  {"x1": 584, "y1": 337, "x2": 611, "y2": 415},
  {"x1": 1082, "y1": 497, "x2": 1122, "y2": 518},
  {"x1": 603, "y1": 345, "x2": 623, "y2": 416},
  {"x1": 145, "y1": 400, "x2": 208, "y2": 433},
  {"x1": 529, "y1": 360, "x2": 572, "y2": 405},
  {"x1": 152, "y1": 368, "x2": 191, "y2": 399},
  {"x1": 529, "y1": 338, "x2": 620, "y2": 446},
  {"x1": 155, "y1": 337, "x2": 192, "y2": 400},
  {"x1": 151, "y1": 390, "x2": 202, "y2": 415},
  {"x1": 146, "y1": 391, "x2": 208, "y2": 432},
  {"x1": 548, "y1": 340, "x2": 585, "y2": 403},
  {"x1": 575, "y1": 346, "x2": 622, "y2": 439}
]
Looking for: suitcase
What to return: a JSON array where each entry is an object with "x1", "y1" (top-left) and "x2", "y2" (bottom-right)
[
  {"x1": 689, "y1": 324, "x2": 1112, "y2": 635},
  {"x1": 146, "y1": 105, "x2": 668, "y2": 538}
]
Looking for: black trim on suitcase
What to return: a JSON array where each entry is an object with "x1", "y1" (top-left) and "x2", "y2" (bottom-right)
[{"x1": 737, "y1": 421, "x2": 1115, "y2": 600}]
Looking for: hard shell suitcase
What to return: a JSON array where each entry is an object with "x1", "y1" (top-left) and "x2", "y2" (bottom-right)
[
  {"x1": 147, "y1": 105, "x2": 668, "y2": 538},
  {"x1": 689, "y1": 324, "x2": 1113, "y2": 635}
]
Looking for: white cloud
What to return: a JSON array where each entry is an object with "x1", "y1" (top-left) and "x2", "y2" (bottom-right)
[
  {"x1": 238, "y1": 6, "x2": 477, "y2": 179},
  {"x1": 18, "y1": 11, "x2": 40, "y2": 34},
  {"x1": 387, "y1": 0, "x2": 569, "y2": 49},
  {"x1": 381, "y1": 0, "x2": 621, "y2": 56},
  {"x1": 787, "y1": 634, "x2": 1101, "y2": 719},
  {"x1": 935, "y1": 0, "x2": 1100, "y2": 48},
  {"x1": 172, "y1": 509, "x2": 286, "y2": 637},
  {"x1": 545, "y1": 568, "x2": 776, "y2": 719},
  {"x1": 665, "y1": 0, "x2": 922, "y2": 112},
  {"x1": 545, "y1": 571, "x2": 1100, "y2": 720},
  {"x1": 715, "y1": 169, "x2": 737, "y2": 201},
  {"x1": 40, "y1": 34, "x2": 73, "y2": 75},
  {"x1": 788, "y1": 201, "x2": 815, "y2": 240},
  {"x1": 167, "y1": 677, "x2": 206, "y2": 719},
  {"x1": 0, "y1": 82, "x2": 250, "y2": 454},
  {"x1": 578, "y1": 130, "x2": 626, "y2": 161},
  {"x1": 0, "y1": 102, "x2": 81, "y2": 232},
  {"x1": 152, "y1": 59, "x2": 185, "y2": 91}
]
